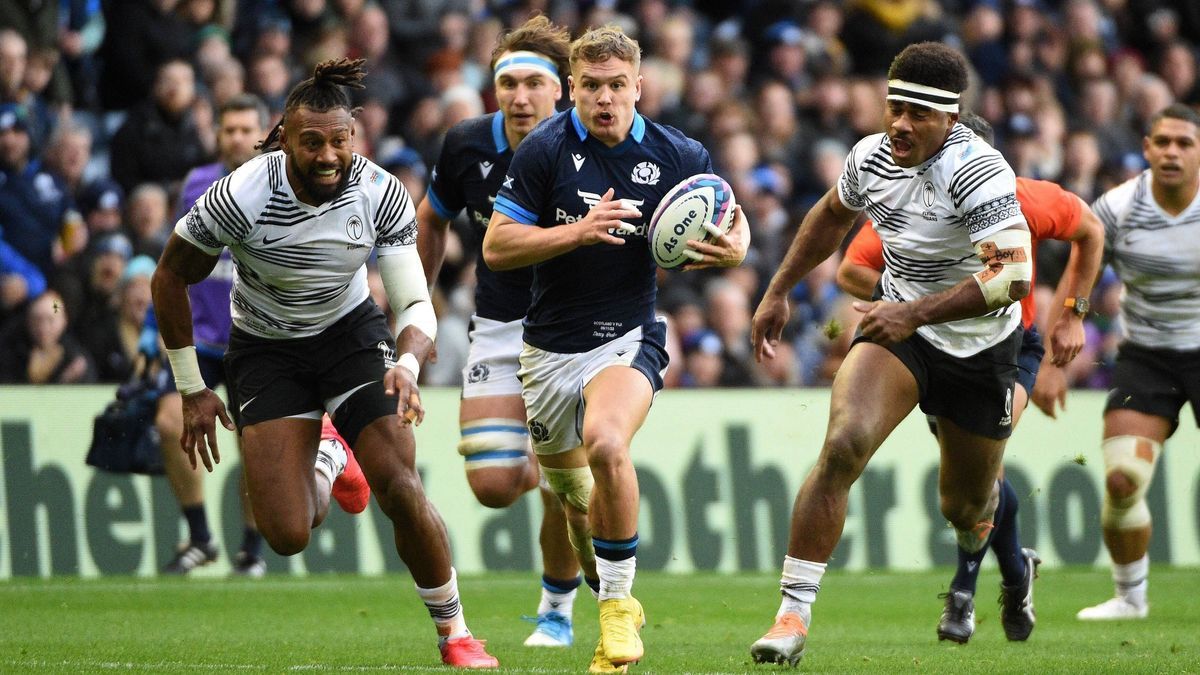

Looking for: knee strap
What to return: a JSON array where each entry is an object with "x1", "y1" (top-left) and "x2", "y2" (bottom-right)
[
  {"x1": 1101, "y1": 435, "x2": 1160, "y2": 530},
  {"x1": 541, "y1": 465, "x2": 595, "y2": 566},
  {"x1": 541, "y1": 465, "x2": 593, "y2": 513},
  {"x1": 457, "y1": 418, "x2": 530, "y2": 471}
]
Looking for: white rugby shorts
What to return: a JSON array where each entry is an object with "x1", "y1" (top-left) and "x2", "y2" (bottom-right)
[
  {"x1": 517, "y1": 319, "x2": 668, "y2": 456},
  {"x1": 461, "y1": 315, "x2": 524, "y2": 399}
]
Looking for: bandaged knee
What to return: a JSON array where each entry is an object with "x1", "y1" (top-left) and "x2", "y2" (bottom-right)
[
  {"x1": 973, "y1": 228, "x2": 1033, "y2": 309},
  {"x1": 541, "y1": 465, "x2": 593, "y2": 513},
  {"x1": 457, "y1": 418, "x2": 530, "y2": 472},
  {"x1": 1101, "y1": 435, "x2": 1161, "y2": 530},
  {"x1": 541, "y1": 465, "x2": 595, "y2": 565}
]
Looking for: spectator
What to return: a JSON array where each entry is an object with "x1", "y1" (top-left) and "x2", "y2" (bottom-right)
[
  {"x1": 41, "y1": 121, "x2": 94, "y2": 201},
  {"x1": 0, "y1": 29, "x2": 52, "y2": 148},
  {"x1": 0, "y1": 103, "x2": 78, "y2": 276},
  {"x1": 109, "y1": 60, "x2": 210, "y2": 193},
  {"x1": 57, "y1": 231, "x2": 132, "y2": 336},
  {"x1": 124, "y1": 183, "x2": 171, "y2": 259},
  {"x1": 0, "y1": 289, "x2": 96, "y2": 383},
  {"x1": 82, "y1": 254, "x2": 155, "y2": 382},
  {"x1": 78, "y1": 179, "x2": 125, "y2": 237},
  {"x1": 0, "y1": 224, "x2": 47, "y2": 321},
  {"x1": 97, "y1": 0, "x2": 193, "y2": 111}
]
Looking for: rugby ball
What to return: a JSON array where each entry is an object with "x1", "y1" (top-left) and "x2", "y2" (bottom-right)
[{"x1": 647, "y1": 174, "x2": 736, "y2": 269}]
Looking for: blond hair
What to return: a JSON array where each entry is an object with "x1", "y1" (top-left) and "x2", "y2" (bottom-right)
[{"x1": 569, "y1": 25, "x2": 641, "y2": 73}]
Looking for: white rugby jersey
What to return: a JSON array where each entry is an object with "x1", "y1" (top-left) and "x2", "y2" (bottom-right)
[
  {"x1": 175, "y1": 151, "x2": 417, "y2": 339},
  {"x1": 838, "y1": 125, "x2": 1026, "y2": 357},
  {"x1": 1093, "y1": 170, "x2": 1200, "y2": 350}
]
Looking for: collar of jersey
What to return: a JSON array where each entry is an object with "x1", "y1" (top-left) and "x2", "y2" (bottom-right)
[
  {"x1": 492, "y1": 112, "x2": 509, "y2": 153},
  {"x1": 570, "y1": 108, "x2": 645, "y2": 146}
]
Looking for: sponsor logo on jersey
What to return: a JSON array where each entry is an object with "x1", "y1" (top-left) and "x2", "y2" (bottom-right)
[
  {"x1": 555, "y1": 190, "x2": 646, "y2": 234},
  {"x1": 347, "y1": 215, "x2": 364, "y2": 240},
  {"x1": 369, "y1": 170, "x2": 380, "y2": 184},
  {"x1": 631, "y1": 161, "x2": 661, "y2": 185},
  {"x1": 571, "y1": 153, "x2": 586, "y2": 171},
  {"x1": 479, "y1": 161, "x2": 494, "y2": 178}
]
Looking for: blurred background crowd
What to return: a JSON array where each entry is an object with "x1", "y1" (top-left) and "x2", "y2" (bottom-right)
[{"x1": 1, "y1": 0, "x2": 1197, "y2": 389}]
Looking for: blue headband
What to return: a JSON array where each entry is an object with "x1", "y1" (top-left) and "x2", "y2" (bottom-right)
[{"x1": 494, "y1": 51, "x2": 559, "y2": 82}]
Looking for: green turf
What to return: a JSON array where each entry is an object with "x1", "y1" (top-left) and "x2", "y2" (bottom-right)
[{"x1": 1, "y1": 567, "x2": 1196, "y2": 673}]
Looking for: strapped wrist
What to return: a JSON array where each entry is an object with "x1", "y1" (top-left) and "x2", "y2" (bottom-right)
[
  {"x1": 166, "y1": 346, "x2": 206, "y2": 395},
  {"x1": 397, "y1": 352, "x2": 420, "y2": 380}
]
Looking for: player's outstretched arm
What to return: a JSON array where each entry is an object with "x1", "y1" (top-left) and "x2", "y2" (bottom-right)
[
  {"x1": 752, "y1": 188, "x2": 857, "y2": 361},
  {"x1": 855, "y1": 222, "x2": 1033, "y2": 345},
  {"x1": 151, "y1": 233, "x2": 232, "y2": 471},
  {"x1": 682, "y1": 204, "x2": 751, "y2": 270},
  {"x1": 1046, "y1": 198, "x2": 1104, "y2": 366},
  {"x1": 482, "y1": 188, "x2": 642, "y2": 270}
]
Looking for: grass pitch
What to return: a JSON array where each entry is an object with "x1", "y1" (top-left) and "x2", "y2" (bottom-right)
[{"x1": 2, "y1": 567, "x2": 1196, "y2": 673}]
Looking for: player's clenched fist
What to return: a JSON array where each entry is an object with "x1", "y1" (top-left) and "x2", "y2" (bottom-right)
[
  {"x1": 385, "y1": 365, "x2": 424, "y2": 426},
  {"x1": 577, "y1": 187, "x2": 642, "y2": 246}
]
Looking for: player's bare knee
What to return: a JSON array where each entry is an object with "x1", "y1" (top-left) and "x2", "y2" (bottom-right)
[
  {"x1": 584, "y1": 432, "x2": 629, "y2": 477},
  {"x1": 817, "y1": 432, "x2": 872, "y2": 484},
  {"x1": 372, "y1": 466, "x2": 427, "y2": 519},
  {"x1": 466, "y1": 470, "x2": 525, "y2": 508},
  {"x1": 155, "y1": 398, "x2": 183, "y2": 437},
  {"x1": 262, "y1": 525, "x2": 310, "y2": 556}
]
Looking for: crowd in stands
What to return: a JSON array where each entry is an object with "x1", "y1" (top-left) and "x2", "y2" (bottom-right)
[{"x1": 1, "y1": 0, "x2": 1197, "y2": 389}]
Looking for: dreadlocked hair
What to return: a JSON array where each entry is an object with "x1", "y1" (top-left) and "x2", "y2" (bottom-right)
[{"x1": 257, "y1": 58, "x2": 367, "y2": 151}]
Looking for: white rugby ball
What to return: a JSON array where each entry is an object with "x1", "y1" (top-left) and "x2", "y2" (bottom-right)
[{"x1": 647, "y1": 173, "x2": 736, "y2": 269}]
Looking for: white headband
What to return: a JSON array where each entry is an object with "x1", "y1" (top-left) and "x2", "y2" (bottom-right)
[
  {"x1": 494, "y1": 51, "x2": 559, "y2": 83},
  {"x1": 886, "y1": 79, "x2": 960, "y2": 113}
]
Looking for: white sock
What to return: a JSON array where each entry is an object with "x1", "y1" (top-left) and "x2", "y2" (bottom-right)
[
  {"x1": 315, "y1": 438, "x2": 347, "y2": 483},
  {"x1": 416, "y1": 567, "x2": 469, "y2": 639},
  {"x1": 1113, "y1": 556, "x2": 1149, "y2": 607},
  {"x1": 538, "y1": 584, "x2": 578, "y2": 617},
  {"x1": 597, "y1": 556, "x2": 636, "y2": 601},
  {"x1": 778, "y1": 556, "x2": 826, "y2": 619}
]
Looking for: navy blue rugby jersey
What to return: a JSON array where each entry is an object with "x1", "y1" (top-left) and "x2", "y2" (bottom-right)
[
  {"x1": 426, "y1": 112, "x2": 531, "y2": 322},
  {"x1": 494, "y1": 108, "x2": 711, "y2": 353}
]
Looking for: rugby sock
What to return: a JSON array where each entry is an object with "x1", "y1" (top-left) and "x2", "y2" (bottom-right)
[
  {"x1": 584, "y1": 576, "x2": 601, "y2": 597},
  {"x1": 1113, "y1": 556, "x2": 1149, "y2": 607},
  {"x1": 538, "y1": 574, "x2": 581, "y2": 616},
  {"x1": 240, "y1": 527, "x2": 263, "y2": 559},
  {"x1": 594, "y1": 534, "x2": 638, "y2": 601},
  {"x1": 990, "y1": 478, "x2": 1026, "y2": 586},
  {"x1": 417, "y1": 567, "x2": 470, "y2": 639},
  {"x1": 182, "y1": 505, "x2": 211, "y2": 544},
  {"x1": 950, "y1": 479, "x2": 1013, "y2": 593},
  {"x1": 778, "y1": 556, "x2": 826, "y2": 619}
]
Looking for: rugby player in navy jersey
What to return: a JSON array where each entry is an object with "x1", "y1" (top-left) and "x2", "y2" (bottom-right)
[
  {"x1": 415, "y1": 16, "x2": 584, "y2": 648},
  {"x1": 151, "y1": 59, "x2": 497, "y2": 668},
  {"x1": 482, "y1": 25, "x2": 748, "y2": 673},
  {"x1": 749, "y1": 43, "x2": 1033, "y2": 666}
]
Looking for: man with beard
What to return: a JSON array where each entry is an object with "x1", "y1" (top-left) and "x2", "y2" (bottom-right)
[
  {"x1": 152, "y1": 94, "x2": 371, "y2": 578},
  {"x1": 150, "y1": 59, "x2": 498, "y2": 668}
]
